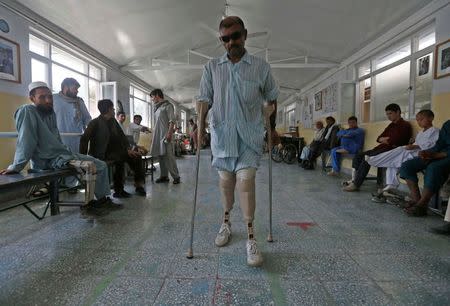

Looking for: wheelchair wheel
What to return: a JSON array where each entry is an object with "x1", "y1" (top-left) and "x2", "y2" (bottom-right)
[
  {"x1": 283, "y1": 144, "x2": 297, "y2": 164},
  {"x1": 271, "y1": 145, "x2": 283, "y2": 163}
]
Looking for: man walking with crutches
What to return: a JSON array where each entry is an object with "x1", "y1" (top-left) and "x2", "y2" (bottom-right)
[{"x1": 198, "y1": 16, "x2": 278, "y2": 266}]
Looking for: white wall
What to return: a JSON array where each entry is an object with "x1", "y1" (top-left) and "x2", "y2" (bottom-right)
[{"x1": 0, "y1": 5, "x2": 31, "y2": 95}]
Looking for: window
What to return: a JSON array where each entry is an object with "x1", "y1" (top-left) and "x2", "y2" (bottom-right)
[
  {"x1": 130, "y1": 85, "x2": 152, "y2": 128},
  {"x1": 374, "y1": 41, "x2": 411, "y2": 70},
  {"x1": 357, "y1": 26, "x2": 435, "y2": 122},
  {"x1": 31, "y1": 58, "x2": 48, "y2": 84},
  {"x1": 374, "y1": 61, "x2": 410, "y2": 121},
  {"x1": 285, "y1": 103, "x2": 296, "y2": 128},
  {"x1": 29, "y1": 32, "x2": 104, "y2": 116}
]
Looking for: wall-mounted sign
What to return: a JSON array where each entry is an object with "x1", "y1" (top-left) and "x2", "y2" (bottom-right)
[{"x1": 0, "y1": 20, "x2": 10, "y2": 33}]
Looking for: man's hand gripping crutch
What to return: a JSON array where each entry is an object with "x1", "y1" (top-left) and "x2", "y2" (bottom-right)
[{"x1": 187, "y1": 100, "x2": 209, "y2": 259}]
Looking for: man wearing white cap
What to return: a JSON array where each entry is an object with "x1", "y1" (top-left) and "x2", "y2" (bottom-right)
[{"x1": 0, "y1": 81, "x2": 115, "y2": 213}]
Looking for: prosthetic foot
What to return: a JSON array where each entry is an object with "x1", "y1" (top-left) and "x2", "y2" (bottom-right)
[{"x1": 246, "y1": 223, "x2": 263, "y2": 267}]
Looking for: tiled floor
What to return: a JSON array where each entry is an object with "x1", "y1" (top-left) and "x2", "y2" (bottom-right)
[{"x1": 0, "y1": 150, "x2": 449, "y2": 305}]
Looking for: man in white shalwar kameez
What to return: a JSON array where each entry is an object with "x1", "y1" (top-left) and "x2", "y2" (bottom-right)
[{"x1": 367, "y1": 110, "x2": 439, "y2": 192}]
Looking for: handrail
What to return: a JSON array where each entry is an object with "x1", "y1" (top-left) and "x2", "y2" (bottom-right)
[{"x1": 0, "y1": 132, "x2": 82, "y2": 138}]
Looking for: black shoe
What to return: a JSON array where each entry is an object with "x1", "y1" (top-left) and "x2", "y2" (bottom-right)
[
  {"x1": 135, "y1": 186, "x2": 146, "y2": 196},
  {"x1": 82, "y1": 201, "x2": 109, "y2": 216},
  {"x1": 98, "y1": 197, "x2": 123, "y2": 210},
  {"x1": 173, "y1": 177, "x2": 180, "y2": 184},
  {"x1": 430, "y1": 223, "x2": 450, "y2": 235},
  {"x1": 155, "y1": 177, "x2": 170, "y2": 183},
  {"x1": 113, "y1": 190, "x2": 132, "y2": 198}
]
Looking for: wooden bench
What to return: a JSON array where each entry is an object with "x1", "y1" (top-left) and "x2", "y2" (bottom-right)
[{"x1": 0, "y1": 168, "x2": 84, "y2": 220}]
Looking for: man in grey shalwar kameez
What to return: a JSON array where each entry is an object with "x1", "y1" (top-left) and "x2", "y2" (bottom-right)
[
  {"x1": 53, "y1": 78, "x2": 91, "y2": 153},
  {"x1": 0, "y1": 82, "x2": 114, "y2": 213},
  {"x1": 150, "y1": 89, "x2": 180, "y2": 184}
]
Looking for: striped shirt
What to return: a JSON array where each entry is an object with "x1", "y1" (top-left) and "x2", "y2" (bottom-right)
[{"x1": 198, "y1": 51, "x2": 279, "y2": 161}]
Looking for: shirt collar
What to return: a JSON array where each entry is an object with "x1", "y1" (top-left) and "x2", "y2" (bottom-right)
[{"x1": 218, "y1": 49, "x2": 252, "y2": 65}]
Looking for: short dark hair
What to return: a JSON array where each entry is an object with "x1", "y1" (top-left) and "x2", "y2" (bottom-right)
[
  {"x1": 219, "y1": 16, "x2": 245, "y2": 31},
  {"x1": 325, "y1": 116, "x2": 335, "y2": 123},
  {"x1": 417, "y1": 109, "x2": 434, "y2": 118},
  {"x1": 150, "y1": 89, "x2": 164, "y2": 99},
  {"x1": 385, "y1": 103, "x2": 401, "y2": 112},
  {"x1": 134, "y1": 114, "x2": 142, "y2": 120},
  {"x1": 348, "y1": 116, "x2": 358, "y2": 122},
  {"x1": 116, "y1": 111, "x2": 125, "y2": 116},
  {"x1": 98, "y1": 99, "x2": 114, "y2": 115},
  {"x1": 61, "y1": 78, "x2": 80, "y2": 91}
]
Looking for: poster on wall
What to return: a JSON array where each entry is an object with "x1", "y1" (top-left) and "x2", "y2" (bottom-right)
[
  {"x1": 0, "y1": 35, "x2": 21, "y2": 83},
  {"x1": 323, "y1": 83, "x2": 338, "y2": 113},
  {"x1": 300, "y1": 96, "x2": 313, "y2": 128},
  {"x1": 314, "y1": 92, "x2": 322, "y2": 111},
  {"x1": 418, "y1": 55, "x2": 430, "y2": 76}
]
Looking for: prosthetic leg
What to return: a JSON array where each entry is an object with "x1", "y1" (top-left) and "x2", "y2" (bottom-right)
[
  {"x1": 187, "y1": 100, "x2": 209, "y2": 259},
  {"x1": 68, "y1": 160, "x2": 97, "y2": 205},
  {"x1": 215, "y1": 171, "x2": 236, "y2": 247},
  {"x1": 236, "y1": 168, "x2": 263, "y2": 267}
]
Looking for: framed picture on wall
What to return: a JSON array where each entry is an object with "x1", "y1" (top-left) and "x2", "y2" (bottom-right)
[
  {"x1": 0, "y1": 35, "x2": 21, "y2": 83},
  {"x1": 314, "y1": 91, "x2": 322, "y2": 111},
  {"x1": 434, "y1": 38, "x2": 450, "y2": 79}
]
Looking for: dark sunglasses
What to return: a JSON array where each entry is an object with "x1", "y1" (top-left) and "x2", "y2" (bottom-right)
[{"x1": 220, "y1": 31, "x2": 243, "y2": 43}]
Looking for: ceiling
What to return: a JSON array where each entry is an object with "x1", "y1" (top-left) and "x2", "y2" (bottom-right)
[{"x1": 15, "y1": 0, "x2": 434, "y2": 107}]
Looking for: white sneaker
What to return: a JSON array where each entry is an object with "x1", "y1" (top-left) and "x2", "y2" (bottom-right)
[
  {"x1": 215, "y1": 223, "x2": 231, "y2": 247},
  {"x1": 246, "y1": 239, "x2": 263, "y2": 267}
]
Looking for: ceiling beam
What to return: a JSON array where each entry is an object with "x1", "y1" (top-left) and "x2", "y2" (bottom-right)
[
  {"x1": 188, "y1": 50, "x2": 212, "y2": 60},
  {"x1": 122, "y1": 62, "x2": 337, "y2": 71}
]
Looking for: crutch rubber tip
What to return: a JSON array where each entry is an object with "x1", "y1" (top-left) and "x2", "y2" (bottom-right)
[
  {"x1": 186, "y1": 249, "x2": 193, "y2": 259},
  {"x1": 267, "y1": 234, "x2": 273, "y2": 242}
]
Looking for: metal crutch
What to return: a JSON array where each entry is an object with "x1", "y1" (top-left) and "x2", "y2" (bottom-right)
[
  {"x1": 264, "y1": 104, "x2": 274, "y2": 242},
  {"x1": 187, "y1": 101, "x2": 209, "y2": 259}
]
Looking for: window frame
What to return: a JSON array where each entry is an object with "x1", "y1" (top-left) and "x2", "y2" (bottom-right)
[
  {"x1": 355, "y1": 25, "x2": 435, "y2": 122},
  {"x1": 29, "y1": 31, "x2": 104, "y2": 115}
]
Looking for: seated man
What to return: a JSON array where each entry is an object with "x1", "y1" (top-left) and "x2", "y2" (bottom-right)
[
  {"x1": 304, "y1": 116, "x2": 339, "y2": 170},
  {"x1": 328, "y1": 116, "x2": 364, "y2": 176},
  {"x1": 0, "y1": 82, "x2": 113, "y2": 212},
  {"x1": 368, "y1": 110, "x2": 439, "y2": 193},
  {"x1": 128, "y1": 114, "x2": 150, "y2": 145},
  {"x1": 399, "y1": 120, "x2": 450, "y2": 217},
  {"x1": 300, "y1": 120, "x2": 325, "y2": 168},
  {"x1": 80, "y1": 99, "x2": 146, "y2": 198},
  {"x1": 343, "y1": 103, "x2": 412, "y2": 191}
]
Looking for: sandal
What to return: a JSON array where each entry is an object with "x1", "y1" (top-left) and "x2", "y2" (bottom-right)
[
  {"x1": 404, "y1": 204, "x2": 427, "y2": 217},
  {"x1": 399, "y1": 200, "x2": 416, "y2": 209},
  {"x1": 32, "y1": 186, "x2": 49, "y2": 197}
]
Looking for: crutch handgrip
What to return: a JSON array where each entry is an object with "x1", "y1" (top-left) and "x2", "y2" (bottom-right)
[{"x1": 196, "y1": 101, "x2": 209, "y2": 149}]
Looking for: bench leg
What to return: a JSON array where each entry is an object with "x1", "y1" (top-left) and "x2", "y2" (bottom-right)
[{"x1": 49, "y1": 179, "x2": 60, "y2": 215}]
